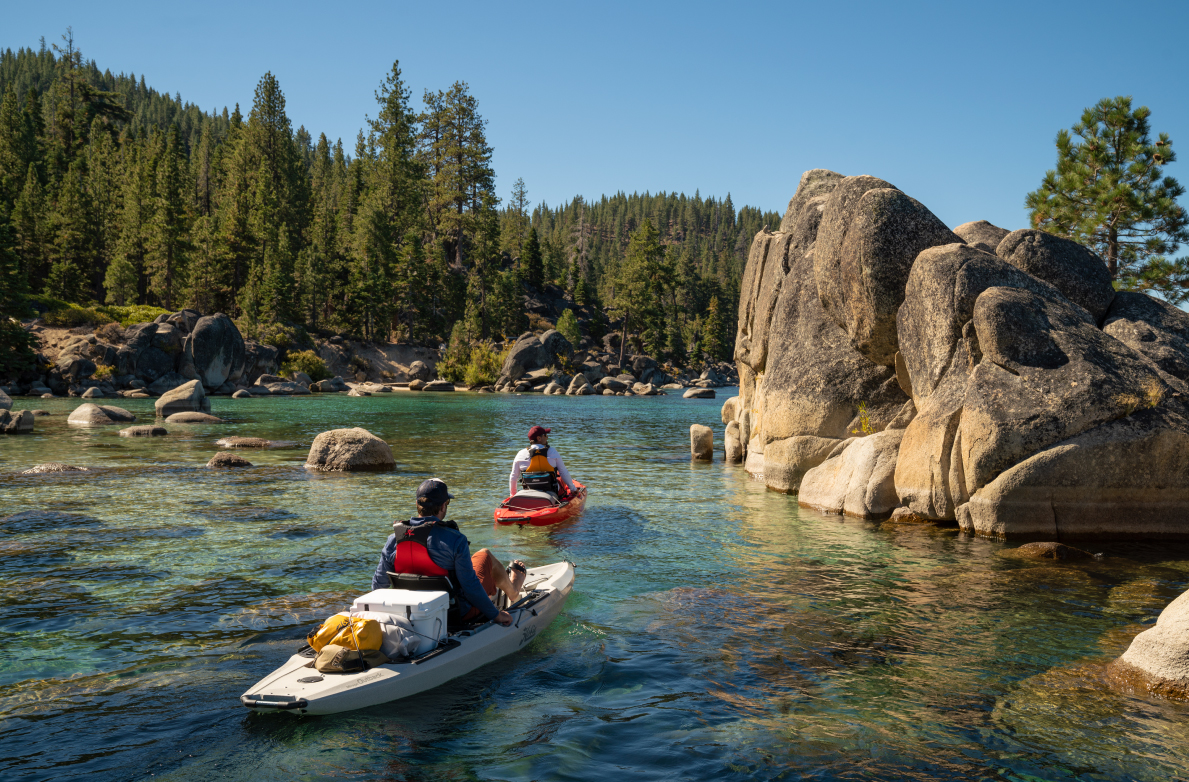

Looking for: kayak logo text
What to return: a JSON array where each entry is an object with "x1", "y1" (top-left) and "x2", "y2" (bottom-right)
[{"x1": 519, "y1": 624, "x2": 538, "y2": 647}]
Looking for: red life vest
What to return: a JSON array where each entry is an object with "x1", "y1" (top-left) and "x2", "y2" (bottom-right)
[{"x1": 391, "y1": 520, "x2": 450, "y2": 577}]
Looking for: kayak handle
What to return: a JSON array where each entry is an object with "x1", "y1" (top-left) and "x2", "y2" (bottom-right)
[{"x1": 241, "y1": 695, "x2": 308, "y2": 710}]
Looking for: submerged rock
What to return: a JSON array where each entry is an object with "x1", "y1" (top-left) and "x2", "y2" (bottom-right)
[
  {"x1": 305, "y1": 428, "x2": 396, "y2": 472},
  {"x1": 22, "y1": 463, "x2": 91, "y2": 474},
  {"x1": 119, "y1": 425, "x2": 169, "y2": 437},
  {"x1": 216, "y1": 437, "x2": 299, "y2": 449},
  {"x1": 164, "y1": 411, "x2": 225, "y2": 424},
  {"x1": 206, "y1": 452, "x2": 253, "y2": 469},
  {"x1": 1004, "y1": 542, "x2": 1100, "y2": 561}
]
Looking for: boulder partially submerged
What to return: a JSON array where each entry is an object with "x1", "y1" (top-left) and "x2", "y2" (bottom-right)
[
  {"x1": 0, "y1": 409, "x2": 34, "y2": 434},
  {"x1": 155, "y1": 380, "x2": 210, "y2": 417},
  {"x1": 1112, "y1": 588, "x2": 1189, "y2": 699},
  {"x1": 206, "y1": 452, "x2": 253, "y2": 469},
  {"x1": 119, "y1": 425, "x2": 168, "y2": 437},
  {"x1": 68, "y1": 403, "x2": 136, "y2": 426},
  {"x1": 305, "y1": 428, "x2": 396, "y2": 472}
]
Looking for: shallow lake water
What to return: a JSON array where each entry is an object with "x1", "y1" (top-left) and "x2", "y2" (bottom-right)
[{"x1": 1, "y1": 389, "x2": 1188, "y2": 781}]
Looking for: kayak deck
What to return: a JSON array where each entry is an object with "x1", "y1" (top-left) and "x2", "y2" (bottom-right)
[
  {"x1": 240, "y1": 561, "x2": 574, "y2": 716},
  {"x1": 494, "y1": 482, "x2": 587, "y2": 526}
]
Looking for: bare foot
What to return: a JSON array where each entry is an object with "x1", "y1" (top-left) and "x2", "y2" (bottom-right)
[{"x1": 508, "y1": 560, "x2": 527, "y2": 596}]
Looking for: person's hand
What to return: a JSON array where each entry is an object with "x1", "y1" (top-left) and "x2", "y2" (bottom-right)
[{"x1": 495, "y1": 610, "x2": 513, "y2": 626}]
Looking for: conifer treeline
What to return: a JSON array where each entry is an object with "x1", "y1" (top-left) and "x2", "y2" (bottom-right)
[{"x1": 0, "y1": 33, "x2": 778, "y2": 365}]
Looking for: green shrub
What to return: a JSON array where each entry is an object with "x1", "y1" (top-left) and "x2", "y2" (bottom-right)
[
  {"x1": 281, "y1": 349, "x2": 332, "y2": 382},
  {"x1": 97, "y1": 304, "x2": 171, "y2": 328},
  {"x1": 92, "y1": 364, "x2": 116, "y2": 381},
  {"x1": 436, "y1": 322, "x2": 469, "y2": 383},
  {"x1": 463, "y1": 341, "x2": 509, "y2": 387},
  {"x1": 236, "y1": 318, "x2": 303, "y2": 353},
  {"x1": 556, "y1": 309, "x2": 581, "y2": 350},
  {"x1": 41, "y1": 304, "x2": 115, "y2": 328}
]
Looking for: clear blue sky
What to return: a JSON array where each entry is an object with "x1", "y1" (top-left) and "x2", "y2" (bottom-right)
[{"x1": 6, "y1": 1, "x2": 1188, "y2": 232}]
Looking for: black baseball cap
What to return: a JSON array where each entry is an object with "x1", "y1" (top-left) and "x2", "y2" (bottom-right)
[{"x1": 416, "y1": 478, "x2": 454, "y2": 505}]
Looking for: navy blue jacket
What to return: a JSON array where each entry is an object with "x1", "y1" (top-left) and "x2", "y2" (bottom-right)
[{"x1": 371, "y1": 516, "x2": 498, "y2": 620}]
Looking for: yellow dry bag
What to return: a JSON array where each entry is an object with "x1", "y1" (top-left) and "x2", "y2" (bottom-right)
[{"x1": 307, "y1": 614, "x2": 383, "y2": 652}]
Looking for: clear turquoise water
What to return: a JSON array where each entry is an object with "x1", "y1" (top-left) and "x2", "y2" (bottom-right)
[{"x1": 1, "y1": 390, "x2": 1188, "y2": 781}]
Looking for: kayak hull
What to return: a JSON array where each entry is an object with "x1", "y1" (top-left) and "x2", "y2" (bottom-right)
[
  {"x1": 240, "y1": 561, "x2": 574, "y2": 716},
  {"x1": 494, "y1": 482, "x2": 587, "y2": 526}
]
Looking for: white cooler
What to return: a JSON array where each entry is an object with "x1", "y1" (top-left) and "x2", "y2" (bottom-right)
[{"x1": 351, "y1": 589, "x2": 449, "y2": 656}]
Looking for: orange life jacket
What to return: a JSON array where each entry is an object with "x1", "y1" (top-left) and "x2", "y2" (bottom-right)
[{"x1": 526, "y1": 443, "x2": 556, "y2": 475}]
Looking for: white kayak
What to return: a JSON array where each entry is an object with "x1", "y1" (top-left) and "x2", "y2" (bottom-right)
[{"x1": 240, "y1": 561, "x2": 574, "y2": 716}]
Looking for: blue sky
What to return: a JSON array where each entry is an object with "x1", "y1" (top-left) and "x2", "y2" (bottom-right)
[{"x1": 6, "y1": 1, "x2": 1188, "y2": 232}]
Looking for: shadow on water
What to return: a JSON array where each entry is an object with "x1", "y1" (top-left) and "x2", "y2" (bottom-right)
[{"x1": 2, "y1": 390, "x2": 1189, "y2": 780}]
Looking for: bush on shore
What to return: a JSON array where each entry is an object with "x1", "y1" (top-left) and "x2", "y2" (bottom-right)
[
  {"x1": 281, "y1": 350, "x2": 332, "y2": 382},
  {"x1": 438, "y1": 322, "x2": 508, "y2": 387}
]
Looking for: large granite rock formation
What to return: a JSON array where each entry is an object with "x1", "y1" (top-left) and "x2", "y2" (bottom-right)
[
  {"x1": 180, "y1": 313, "x2": 246, "y2": 388},
  {"x1": 725, "y1": 166, "x2": 1189, "y2": 539}
]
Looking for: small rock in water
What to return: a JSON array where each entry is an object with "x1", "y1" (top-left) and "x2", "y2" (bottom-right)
[
  {"x1": 30, "y1": 410, "x2": 50, "y2": 417},
  {"x1": 408, "y1": 379, "x2": 426, "y2": 391},
  {"x1": 215, "y1": 436, "x2": 300, "y2": 449},
  {"x1": 232, "y1": 389, "x2": 251, "y2": 399},
  {"x1": 305, "y1": 428, "x2": 395, "y2": 472},
  {"x1": 80, "y1": 387, "x2": 104, "y2": 399},
  {"x1": 1006, "y1": 542, "x2": 1101, "y2": 561},
  {"x1": 683, "y1": 388, "x2": 716, "y2": 399},
  {"x1": 22, "y1": 462, "x2": 91, "y2": 474},
  {"x1": 206, "y1": 452, "x2": 253, "y2": 469},
  {"x1": 0, "y1": 409, "x2": 34, "y2": 434},
  {"x1": 347, "y1": 388, "x2": 371, "y2": 397},
  {"x1": 423, "y1": 380, "x2": 455, "y2": 392},
  {"x1": 119, "y1": 425, "x2": 169, "y2": 437},
  {"x1": 165, "y1": 412, "x2": 225, "y2": 424},
  {"x1": 690, "y1": 424, "x2": 713, "y2": 460}
]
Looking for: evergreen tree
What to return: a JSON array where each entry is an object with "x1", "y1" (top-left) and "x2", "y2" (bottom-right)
[
  {"x1": 611, "y1": 218, "x2": 672, "y2": 366},
  {"x1": 12, "y1": 163, "x2": 44, "y2": 288},
  {"x1": 46, "y1": 160, "x2": 91, "y2": 301},
  {"x1": 146, "y1": 124, "x2": 189, "y2": 308},
  {"x1": 1027, "y1": 96, "x2": 1189, "y2": 299},
  {"x1": 0, "y1": 204, "x2": 36, "y2": 373},
  {"x1": 522, "y1": 225, "x2": 543, "y2": 289}
]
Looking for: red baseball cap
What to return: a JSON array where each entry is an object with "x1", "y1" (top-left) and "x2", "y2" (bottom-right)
[{"x1": 528, "y1": 425, "x2": 551, "y2": 440}]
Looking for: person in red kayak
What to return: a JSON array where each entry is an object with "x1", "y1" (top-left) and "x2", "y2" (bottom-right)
[
  {"x1": 509, "y1": 425, "x2": 578, "y2": 499},
  {"x1": 373, "y1": 478, "x2": 526, "y2": 627}
]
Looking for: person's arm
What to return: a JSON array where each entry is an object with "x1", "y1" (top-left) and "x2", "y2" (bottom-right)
[
  {"x1": 550, "y1": 448, "x2": 577, "y2": 492},
  {"x1": 450, "y1": 537, "x2": 499, "y2": 620},
  {"x1": 509, "y1": 452, "x2": 524, "y2": 496},
  {"x1": 372, "y1": 535, "x2": 395, "y2": 591}
]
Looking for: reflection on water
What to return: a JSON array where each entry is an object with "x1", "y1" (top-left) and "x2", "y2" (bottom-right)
[{"x1": 1, "y1": 391, "x2": 1188, "y2": 780}]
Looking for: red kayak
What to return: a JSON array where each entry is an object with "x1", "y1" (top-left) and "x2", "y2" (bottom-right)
[{"x1": 494, "y1": 482, "x2": 587, "y2": 526}]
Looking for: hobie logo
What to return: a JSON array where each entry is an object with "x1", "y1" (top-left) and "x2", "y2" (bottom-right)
[{"x1": 519, "y1": 624, "x2": 538, "y2": 647}]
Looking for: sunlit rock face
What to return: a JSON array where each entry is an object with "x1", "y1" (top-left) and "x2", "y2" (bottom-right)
[{"x1": 727, "y1": 168, "x2": 1189, "y2": 539}]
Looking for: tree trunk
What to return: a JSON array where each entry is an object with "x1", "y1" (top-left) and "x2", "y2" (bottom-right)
[
  {"x1": 1108, "y1": 225, "x2": 1118, "y2": 278},
  {"x1": 618, "y1": 312, "x2": 629, "y2": 369}
]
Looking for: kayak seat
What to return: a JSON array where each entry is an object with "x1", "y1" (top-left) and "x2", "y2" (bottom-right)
[
  {"x1": 386, "y1": 572, "x2": 456, "y2": 595},
  {"x1": 504, "y1": 490, "x2": 559, "y2": 510}
]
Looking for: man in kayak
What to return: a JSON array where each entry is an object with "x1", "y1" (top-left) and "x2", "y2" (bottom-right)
[
  {"x1": 509, "y1": 425, "x2": 578, "y2": 499},
  {"x1": 372, "y1": 478, "x2": 526, "y2": 627}
]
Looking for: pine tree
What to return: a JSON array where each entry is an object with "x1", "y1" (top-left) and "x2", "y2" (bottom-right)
[
  {"x1": 12, "y1": 163, "x2": 44, "y2": 289},
  {"x1": 522, "y1": 225, "x2": 543, "y2": 289},
  {"x1": 0, "y1": 204, "x2": 36, "y2": 373},
  {"x1": 46, "y1": 160, "x2": 91, "y2": 301},
  {"x1": 1026, "y1": 96, "x2": 1189, "y2": 300},
  {"x1": 146, "y1": 124, "x2": 189, "y2": 309},
  {"x1": 611, "y1": 218, "x2": 672, "y2": 366}
]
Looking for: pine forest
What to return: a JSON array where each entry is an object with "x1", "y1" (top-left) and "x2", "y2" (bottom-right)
[{"x1": 0, "y1": 33, "x2": 779, "y2": 374}]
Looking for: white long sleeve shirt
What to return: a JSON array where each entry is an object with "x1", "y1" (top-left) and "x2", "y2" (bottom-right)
[{"x1": 509, "y1": 445, "x2": 576, "y2": 496}]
